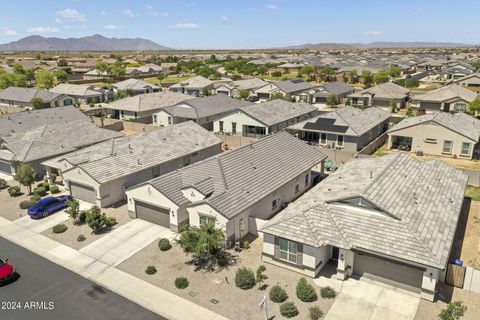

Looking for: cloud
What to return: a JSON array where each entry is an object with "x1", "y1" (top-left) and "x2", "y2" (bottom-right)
[
  {"x1": 103, "y1": 24, "x2": 125, "y2": 30},
  {"x1": 26, "y1": 26, "x2": 60, "y2": 34},
  {"x1": 0, "y1": 29, "x2": 18, "y2": 36},
  {"x1": 170, "y1": 22, "x2": 202, "y2": 30},
  {"x1": 363, "y1": 31, "x2": 383, "y2": 36},
  {"x1": 100, "y1": 10, "x2": 107, "y2": 16},
  {"x1": 64, "y1": 24, "x2": 87, "y2": 30},
  {"x1": 55, "y1": 8, "x2": 86, "y2": 23},
  {"x1": 266, "y1": 4, "x2": 278, "y2": 10},
  {"x1": 149, "y1": 11, "x2": 168, "y2": 17},
  {"x1": 219, "y1": 16, "x2": 228, "y2": 21},
  {"x1": 122, "y1": 9, "x2": 139, "y2": 18}
]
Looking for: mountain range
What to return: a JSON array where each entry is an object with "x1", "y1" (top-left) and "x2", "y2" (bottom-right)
[
  {"x1": 0, "y1": 34, "x2": 171, "y2": 51},
  {"x1": 284, "y1": 42, "x2": 476, "y2": 49}
]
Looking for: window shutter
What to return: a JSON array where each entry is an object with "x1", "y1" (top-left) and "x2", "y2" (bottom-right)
[
  {"x1": 274, "y1": 236, "x2": 280, "y2": 260},
  {"x1": 296, "y1": 243, "x2": 303, "y2": 266}
]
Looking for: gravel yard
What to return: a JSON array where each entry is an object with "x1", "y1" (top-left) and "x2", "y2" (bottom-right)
[
  {"x1": 118, "y1": 235, "x2": 336, "y2": 320},
  {"x1": 40, "y1": 204, "x2": 132, "y2": 250}
]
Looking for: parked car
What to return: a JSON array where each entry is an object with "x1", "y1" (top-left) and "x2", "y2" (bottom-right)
[
  {"x1": 0, "y1": 257, "x2": 15, "y2": 285},
  {"x1": 27, "y1": 195, "x2": 73, "y2": 219}
]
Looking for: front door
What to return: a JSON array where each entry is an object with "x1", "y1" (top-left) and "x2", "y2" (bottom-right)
[
  {"x1": 332, "y1": 247, "x2": 339, "y2": 261},
  {"x1": 239, "y1": 218, "x2": 246, "y2": 239},
  {"x1": 444, "y1": 102, "x2": 450, "y2": 112}
]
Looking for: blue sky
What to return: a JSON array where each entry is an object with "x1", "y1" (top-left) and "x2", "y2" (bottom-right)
[{"x1": 1, "y1": 0, "x2": 480, "y2": 49}]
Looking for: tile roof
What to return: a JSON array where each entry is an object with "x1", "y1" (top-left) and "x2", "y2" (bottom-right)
[
  {"x1": 147, "y1": 132, "x2": 327, "y2": 219},
  {"x1": 232, "y1": 78, "x2": 269, "y2": 90},
  {"x1": 112, "y1": 78, "x2": 160, "y2": 91},
  {"x1": 238, "y1": 100, "x2": 317, "y2": 126},
  {"x1": 274, "y1": 79, "x2": 317, "y2": 94},
  {"x1": 104, "y1": 91, "x2": 195, "y2": 112},
  {"x1": 412, "y1": 84, "x2": 477, "y2": 103},
  {"x1": 170, "y1": 76, "x2": 213, "y2": 89},
  {"x1": 0, "y1": 87, "x2": 63, "y2": 104},
  {"x1": 388, "y1": 112, "x2": 480, "y2": 142},
  {"x1": 348, "y1": 82, "x2": 410, "y2": 99},
  {"x1": 261, "y1": 153, "x2": 468, "y2": 269},
  {"x1": 50, "y1": 83, "x2": 103, "y2": 97}
]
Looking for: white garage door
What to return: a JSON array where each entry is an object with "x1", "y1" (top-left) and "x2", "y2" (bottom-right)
[
  {"x1": 70, "y1": 181, "x2": 96, "y2": 204},
  {"x1": 135, "y1": 201, "x2": 170, "y2": 228},
  {"x1": 354, "y1": 252, "x2": 424, "y2": 293},
  {"x1": 0, "y1": 160, "x2": 12, "y2": 176}
]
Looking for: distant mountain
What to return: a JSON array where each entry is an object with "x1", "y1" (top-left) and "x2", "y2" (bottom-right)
[
  {"x1": 284, "y1": 41, "x2": 476, "y2": 50},
  {"x1": 0, "y1": 34, "x2": 172, "y2": 51}
]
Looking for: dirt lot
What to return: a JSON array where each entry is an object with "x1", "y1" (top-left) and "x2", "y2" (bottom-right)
[
  {"x1": 41, "y1": 204, "x2": 133, "y2": 250},
  {"x1": 459, "y1": 201, "x2": 480, "y2": 268},
  {"x1": 118, "y1": 236, "x2": 336, "y2": 320},
  {"x1": 415, "y1": 283, "x2": 480, "y2": 320}
]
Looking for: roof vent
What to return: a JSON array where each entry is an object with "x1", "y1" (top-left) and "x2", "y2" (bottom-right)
[
  {"x1": 370, "y1": 171, "x2": 373, "y2": 179},
  {"x1": 137, "y1": 158, "x2": 141, "y2": 165}
]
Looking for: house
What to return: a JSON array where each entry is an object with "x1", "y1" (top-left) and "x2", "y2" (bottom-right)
[
  {"x1": 83, "y1": 69, "x2": 111, "y2": 79},
  {"x1": 112, "y1": 79, "x2": 160, "y2": 95},
  {"x1": 169, "y1": 76, "x2": 214, "y2": 96},
  {"x1": 104, "y1": 91, "x2": 194, "y2": 121},
  {"x1": 153, "y1": 94, "x2": 252, "y2": 130},
  {"x1": 125, "y1": 132, "x2": 326, "y2": 234},
  {"x1": 347, "y1": 82, "x2": 409, "y2": 108},
  {"x1": 254, "y1": 79, "x2": 317, "y2": 102},
  {"x1": 287, "y1": 106, "x2": 390, "y2": 152},
  {"x1": 387, "y1": 112, "x2": 480, "y2": 159},
  {"x1": 411, "y1": 84, "x2": 477, "y2": 113},
  {"x1": 43, "y1": 122, "x2": 223, "y2": 208},
  {"x1": 0, "y1": 87, "x2": 74, "y2": 109},
  {"x1": 0, "y1": 106, "x2": 121, "y2": 177},
  {"x1": 50, "y1": 83, "x2": 108, "y2": 104},
  {"x1": 215, "y1": 78, "x2": 269, "y2": 98},
  {"x1": 125, "y1": 63, "x2": 163, "y2": 77},
  {"x1": 260, "y1": 153, "x2": 467, "y2": 301},
  {"x1": 453, "y1": 73, "x2": 480, "y2": 93},
  {"x1": 311, "y1": 81, "x2": 355, "y2": 104},
  {"x1": 213, "y1": 100, "x2": 318, "y2": 136},
  {"x1": 440, "y1": 62, "x2": 474, "y2": 80}
]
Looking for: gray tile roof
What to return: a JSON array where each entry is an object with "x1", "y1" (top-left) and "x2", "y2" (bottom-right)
[
  {"x1": 232, "y1": 78, "x2": 269, "y2": 90},
  {"x1": 113, "y1": 78, "x2": 160, "y2": 91},
  {"x1": 388, "y1": 112, "x2": 480, "y2": 142},
  {"x1": 348, "y1": 82, "x2": 410, "y2": 99},
  {"x1": 261, "y1": 153, "x2": 468, "y2": 269},
  {"x1": 288, "y1": 106, "x2": 390, "y2": 136},
  {"x1": 147, "y1": 132, "x2": 327, "y2": 219},
  {"x1": 314, "y1": 81, "x2": 354, "y2": 97},
  {"x1": 169, "y1": 76, "x2": 213, "y2": 89},
  {"x1": 104, "y1": 91, "x2": 195, "y2": 113},
  {"x1": 0, "y1": 87, "x2": 64, "y2": 103},
  {"x1": 412, "y1": 84, "x2": 477, "y2": 103},
  {"x1": 0, "y1": 106, "x2": 87, "y2": 137},
  {"x1": 50, "y1": 83, "x2": 103, "y2": 97},
  {"x1": 275, "y1": 79, "x2": 317, "y2": 94},
  {"x1": 238, "y1": 100, "x2": 317, "y2": 126},
  {"x1": 54, "y1": 121, "x2": 222, "y2": 184}
]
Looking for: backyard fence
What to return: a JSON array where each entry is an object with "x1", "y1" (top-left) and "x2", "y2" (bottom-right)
[{"x1": 445, "y1": 263, "x2": 466, "y2": 288}]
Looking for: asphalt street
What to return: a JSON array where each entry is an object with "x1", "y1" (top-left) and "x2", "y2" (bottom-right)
[{"x1": 0, "y1": 237, "x2": 166, "y2": 320}]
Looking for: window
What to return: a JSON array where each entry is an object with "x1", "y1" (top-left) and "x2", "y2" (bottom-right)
[
  {"x1": 443, "y1": 140, "x2": 453, "y2": 154},
  {"x1": 152, "y1": 166, "x2": 161, "y2": 178},
  {"x1": 424, "y1": 138, "x2": 437, "y2": 144},
  {"x1": 63, "y1": 99, "x2": 73, "y2": 106},
  {"x1": 199, "y1": 215, "x2": 216, "y2": 226},
  {"x1": 279, "y1": 238, "x2": 298, "y2": 263},
  {"x1": 219, "y1": 121, "x2": 224, "y2": 132},
  {"x1": 232, "y1": 122, "x2": 237, "y2": 134},
  {"x1": 153, "y1": 115, "x2": 158, "y2": 123},
  {"x1": 305, "y1": 173, "x2": 309, "y2": 187},
  {"x1": 337, "y1": 135, "x2": 344, "y2": 148},
  {"x1": 272, "y1": 199, "x2": 278, "y2": 210},
  {"x1": 167, "y1": 116, "x2": 172, "y2": 125},
  {"x1": 461, "y1": 142, "x2": 471, "y2": 156},
  {"x1": 320, "y1": 133, "x2": 327, "y2": 145},
  {"x1": 295, "y1": 183, "x2": 300, "y2": 194},
  {"x1": 454, "y1": 103, "x2": 466, "y2": 113},
  {"x1": 183, "y1": 155, "x2": 191, "y2": 166},
  {"x1": 134, "y1": 112, "x2": 138, "y2": 118}
]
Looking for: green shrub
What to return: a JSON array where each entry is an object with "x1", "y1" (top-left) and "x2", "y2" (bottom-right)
[
  {"x1": 145, "y1": 265, "x2": 157, "y2": 275},
  {"x1": 158, "y1": 238, "x2": 172, "y2": 251},
  {"x1": 439, "y1": 301, "x2": 467, "y2": 320},
  {"x1": 52, "y1": 224, "x2": 68, "y2": 234},
  {"x1": 30, "y1": 195, "x2": 41, "y2": 202},
  {"x1": 85, "y1": 206, "x2": 117, "y2": 233},
  {"x1": 33, "y1": 186, "x2": 47, "y2": 197},
  {"x1": 77, "y1": 234, "x2": 86, "y2": 242},
  {"x1": 235, "y1": 267, "x2": 256, "y2": 290},
  {"x1": 50, "y1": 185, "x2": 60, "y2": 194},
  {"x1": 216, "y1": 252, "x2": 228, "y2": 267},
  {"x1": 0, "y1": 178, "x2": 8, "y2": 189},
  {"x1": 296, "y1": 278, "x2": 318, "y2": 302},
  {"x1": 175, "y1": 277, "x2": 189, "y2": 289},
  {"x1": 19, "y1": 200, "x2": 34, "y2": 209},
  {"x1": 8, "y1": 186, "x2": 21, "y2": 197},
  {"x1": 78, "y1": 210, "x2": 87, "y2": 224},
  {"x1": 269, "y1": 285, "x2": 288, "y2": 303},
  {"x1": 280, "y1": 301, "x2": 299, "y2": 318},
  {"x1": 320, "y1": 286, "x2": 336, "y2": 299},
  {"x1": 40, "y1": 181, "x2": 50, "y2": 191},
  {"x1": 308, "y1": 306, "x2": 323, "y2": 320}
]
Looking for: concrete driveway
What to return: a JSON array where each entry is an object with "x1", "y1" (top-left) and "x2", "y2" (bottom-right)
[
  {"x1": 79, "y1": 219, "x2": 175, "y2": 267},
  {"x1": 325, "y1": 278, "x2": 420, "y2": 320}
]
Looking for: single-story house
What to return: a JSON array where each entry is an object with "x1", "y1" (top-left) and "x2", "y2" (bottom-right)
[
  {"x1": 153, "y1": 94, "x2": 252, "y2": 130},
  {"x1": 169, "y1": 76, "x2": 214, "y2": 96},
  {"x1": 287, "y1": 106, "x2": 390, "y2": 152},
  {"x1": 411, "y1": 84, "x2": 477, "y2": 113},
  {"x1": 254, "y1": 79, "x2": 318, "y2": 102},
  {"x1": 50, "y1": 83, "x2": 108, "y2": 104},
  {"x1": 125, "y1": 131, "x2": 326, "y2": 234},
  {"x1": 125, "y1": 63, "x2": 163, "y2": 77},
  {"x1": 260, "y1": 153, "x2": 468, "y2": 301},
  {"x1": 387, "y1": 112, "x2": 480, "y2": 159},
  {"x1": 347, "y1": 82, "x2": 410, "y2": 108},
  {"x1": 213, "y1": 100, "x2": 318, "y2": 136},
  {"x1": 215, "y1": 78, "x2": 269, "y2": 98},
  {"x1": 440, "y1": 62, "x2": 474, "y2": 80},
  {"x1": 0, "y1": 107, "x2": 121, "y2": 177},
  {"x1": 112, "y1": 78, "x2": 160, "y2": 95},
  {"x1": 454, "y1": 73, "x2": 480, "y2": 93},
  {"x1": 43, "y1": 121, "x2": 223, "y2": 208},
  {"x1": 0, "y1": 87, "x2": 74, "y2": 109},
  {"x1": 311, "y1": 81, "x2": 355, "y2": 104},
  {"x1": 104, "y1": 91, "x2": 194, "y2": 121}
]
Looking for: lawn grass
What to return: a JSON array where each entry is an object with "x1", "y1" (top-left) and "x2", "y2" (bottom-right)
[{"x1": 465, "y1": 185, "x2": 480, "y2": 201}]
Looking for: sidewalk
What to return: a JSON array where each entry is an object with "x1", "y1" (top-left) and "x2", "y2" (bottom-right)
[{"x1": 0, "y1": 217, "x2": 228, "y2": 320}]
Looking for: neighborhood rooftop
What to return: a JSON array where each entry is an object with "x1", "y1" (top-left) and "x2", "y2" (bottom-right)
[
  {"x1": 0, "y1": 87, "x2": 64, "y2": 104},
  {"x1": 50, "y1": 83, "x2": 103, "y2": 96},
  {"x1": 349, "y1": 82, "x2": 410, "y2": 99},
  {"x1": 413, "y1": 83, "x2": 478, "y2": 102},
  {"x1": 105, "y1": 91, "x2": 195, "y2": 112},
  {"x1": 113, "y1": 78, "x2": 160, "y2": 91},
  {"x1": 238, "y1": 100, "x2": 317, "y2": 126}
]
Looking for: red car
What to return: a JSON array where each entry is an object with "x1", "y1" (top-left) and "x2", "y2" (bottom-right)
[{"x1": 0, "y1": 257, "x2": 15, "y2": 285}]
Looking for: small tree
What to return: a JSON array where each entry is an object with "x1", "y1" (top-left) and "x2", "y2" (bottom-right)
[
  {"x1": 31, "y1": 97, "x2": 45, "y2": 109},
  {"x1": 239, "y1": 89, "x2": 249, "y2": 100},
  {"x1": 176, "y1": 224, "x2": 226, "y2": 266},
  {"x1": 439, "y1": 301, "x2": 467, "y2": 320},
  {"x1": 16, "y1": 164, "x2": 36, "y2": 194},
  {"x1": 85, "y1": 206, "x2": 117, "y2": 234},
  {"x1": 272, "y1": 92, "x2": 285, "y2": 100},
  {"x1": 235, "y1": 267, "x2": 256, "y2": 290},
  {"x1": 389, "y1": 99, "x2": 397, "y2": 113},
  {"x1": 326, "y1": 93, "x2": 337, "y2": 106},
  {"x1": 35, "y1": 70, "x2": 56, "y2": 89},
  {"x1": 405, "y1": 107, "x2": 415, "y2": 117},
  {"x1": 468, "y1": 98, "x2": 480, "y2": 116},
  {"x1": 65, "y1": 199, "x2": 81, "y2": 224},
  {"x1": 255, "y1": 265, "x2": 268, "y2": 287},
  {"x1": 296, "y1": 277, "x2": 318, "y2": 302}
]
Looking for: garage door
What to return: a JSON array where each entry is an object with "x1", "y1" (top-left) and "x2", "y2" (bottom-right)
[
  {"x1": 354, "y1": 252, "x2": 423, "y2": 292},
  {"x1": 69, "y1": 181, "x2": 96, "y2": 204},
  {"x1": 135, "y1": 201, "x2": 170, "y2": 228},
  {"x1": 0, "y1": 160, "x2": 12, "y2": 176}
]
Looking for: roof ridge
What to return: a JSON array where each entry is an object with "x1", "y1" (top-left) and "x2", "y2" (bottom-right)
[{"x1": 334, "y1": 108, "x2": 360, "y2": 135}]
